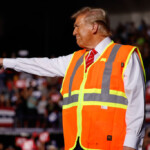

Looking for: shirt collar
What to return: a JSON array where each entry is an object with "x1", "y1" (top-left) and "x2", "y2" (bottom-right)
[{"x1": 94, "y1": 37, "x2": 112, "y2": 54}]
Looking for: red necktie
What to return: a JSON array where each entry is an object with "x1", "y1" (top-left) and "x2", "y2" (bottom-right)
[{"x1": 85, "y1": 49, "x2": 97, "y2": 72}]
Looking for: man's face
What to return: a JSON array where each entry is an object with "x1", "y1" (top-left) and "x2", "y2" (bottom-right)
[{"x1": 73, "y1": 15, "x2": 93, "y2": 49}]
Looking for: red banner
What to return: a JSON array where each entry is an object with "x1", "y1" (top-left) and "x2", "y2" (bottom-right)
[
  {"x1": 21, "y1": 139, "x2": 37, "y2": 150},
  {"x1": 39, "y1": 132, "x2": 50, "y2": 143},
  {"x1": 15, "y1": 137, "x2": 27, "y2": 147}
]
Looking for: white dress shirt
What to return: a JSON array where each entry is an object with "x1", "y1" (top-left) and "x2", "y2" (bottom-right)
[{"x1": 3, "y1": 37, "x2": 145, "y2": 149}]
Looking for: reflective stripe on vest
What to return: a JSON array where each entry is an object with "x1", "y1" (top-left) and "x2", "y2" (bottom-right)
[
  {"x1": 63, "y1": 44, "x2": 128, "y2": 108},
  {"x1": 102, "y1": 44, "x2": 122, "y2": 94},
  {"x1": 69, "y1": 54, "x2": 85, "y2": 97},
  {"x1": 63, "y1": 93, "x2": 127, "y2": 105}
]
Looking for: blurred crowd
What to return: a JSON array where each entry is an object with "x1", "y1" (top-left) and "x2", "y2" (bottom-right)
[
  {"x1": 112, "y1": 19, "x2": 150, "y2": 78},
  {"x1": 0, "y1": 69, "x2": 63, "y2": 129},
  {"x1": 0, "y1": 19, "x2": 150, "y2": 149}
]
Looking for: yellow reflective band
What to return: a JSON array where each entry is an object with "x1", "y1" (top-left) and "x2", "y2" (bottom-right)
[
  {"x1": 63, "y1": 102, "x2": 78, "y2": 109},
  {"x1": 63, "y1": 93, "x2": 68, "y2": 98},
  {"x1": 63, "y1": 100, "x2": 127, "y2": 113},
  {"x1": 100, "y1": 58, "x2": 107, "y2": 62},
  {"x1": 83, "y1": 101, "x2": 127, "y2": 109},
  {"x1": 81, "y1": 51, "x2": 89, "y2": 66},
  {"x1": 122, "y1": 47, "x2": 146, "y2": 82},
  {"x1": 63, "y1": 89, "x2": 126, "y2": 99},
  {"x1": 83, "y1": 88, "x2": 101, "y2": 94},
  {"x1": 136, "y1": 48, "x2": 146, "y2": 82},
  {"x1": 77, "y1": 64, "x2": 87, "y2": 137},
  {"x1": 60, "y1": 53, "x2": 75, "y2": 93},
  {"x1": 63, "y1": 90, "x2": 80, "y2": 98},
  {"x1": 109, "y1": 90, "x2": 127, "y2": 98},
  {"x1": 67, "y1": 52, "x2": 88, "y2": 150},
  {"x1": 99, "y1": 41, "x2": 114, "y2": 60},
  {"x1": 122, "y1": 47, "x2": 135, "y2": 79}
]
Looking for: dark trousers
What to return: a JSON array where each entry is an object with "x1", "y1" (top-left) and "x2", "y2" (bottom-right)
[{"x1": 74, "y1": 137, "x2": 83, "y2": 150}]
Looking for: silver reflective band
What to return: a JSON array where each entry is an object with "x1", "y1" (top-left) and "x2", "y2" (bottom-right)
[
  {"x1": 84, "y1": 93, "x2": 128, "y2": 105},
  {"x1": 69, "y1": 54, "x2": 85, "y2": 97},
  {"x1": 63, "y1": 94, "x2": 79, "y2": 105},
  {"x1": 63, "y1": 93, "x2": 127, "y2": 106},
  {"x1": 63, "y1": 52, "x2": 85, "y2": 106},
  {"x1": 101, "y1": 44, "x2": 122, "y2": 94}
]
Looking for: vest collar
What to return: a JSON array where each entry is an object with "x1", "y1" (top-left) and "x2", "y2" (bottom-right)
[{"x1": 94, "y1": 37, "x2": 112, "y2": 55}]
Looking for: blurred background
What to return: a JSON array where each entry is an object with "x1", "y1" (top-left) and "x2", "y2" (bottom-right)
[{"x1": 0, "y1": 0, "x2": 150, "y2": 150}]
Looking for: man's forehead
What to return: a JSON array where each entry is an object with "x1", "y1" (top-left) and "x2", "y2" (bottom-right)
[{"x1": 74, "y1": 15, "x2": 86, "y2": 25}]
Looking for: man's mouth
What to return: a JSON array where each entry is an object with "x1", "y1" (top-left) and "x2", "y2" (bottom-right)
[{"x1": 76, "y1": 36, "x2": 80, "y2": 40}]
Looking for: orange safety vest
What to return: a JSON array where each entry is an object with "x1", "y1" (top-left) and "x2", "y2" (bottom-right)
[{"x1": 61, "y1": 41, "x2": 146, "y2": 150}]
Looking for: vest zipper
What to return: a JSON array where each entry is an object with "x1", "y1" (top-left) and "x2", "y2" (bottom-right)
[{"x1": 77, "y1": 72, "x2": 87, "y2": 137}]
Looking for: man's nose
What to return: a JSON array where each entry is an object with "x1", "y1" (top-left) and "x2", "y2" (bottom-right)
[{"x1": 73, "y1": 28, "x2": 77, "y2": 36}]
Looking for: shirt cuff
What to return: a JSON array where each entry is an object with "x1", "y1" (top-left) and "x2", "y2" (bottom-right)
[
  {"x1": 123, "y1": 134, "x2": 140, "y2": 149},
  {"x1": 3, "y1": 59, "x2": 16, "y2": 69}
]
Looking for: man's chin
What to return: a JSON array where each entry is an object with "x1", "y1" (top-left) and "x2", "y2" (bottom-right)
[{"x1": 76, "y1": 42, "x2": 84, "y2": 48}]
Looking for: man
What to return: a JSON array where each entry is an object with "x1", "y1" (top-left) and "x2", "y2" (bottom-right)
[{"x1": 0, "y1": 7, "x2": 146, "y2": 150}]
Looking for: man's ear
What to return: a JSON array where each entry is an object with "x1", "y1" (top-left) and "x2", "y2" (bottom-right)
[{"x1": 92, "y1": 23, "x2": 99, "y2": 34}]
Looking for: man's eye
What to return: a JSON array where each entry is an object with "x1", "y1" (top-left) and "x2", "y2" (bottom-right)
[{"x1": 74, "y1": 25, "x2": 79, "y2": 28}]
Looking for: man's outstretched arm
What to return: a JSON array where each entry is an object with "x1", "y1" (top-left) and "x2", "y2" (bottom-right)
[
  {"x1": 0, "y1": 58, "x2": 3, "y2": 66},
  {"x1": 0, "y1": 54, "x2": 72, "y2": 77}
]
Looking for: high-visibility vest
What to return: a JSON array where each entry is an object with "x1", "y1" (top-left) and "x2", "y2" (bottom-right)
[{"x1": 61, "y1": 41, "x2": 146, "y2": 150}]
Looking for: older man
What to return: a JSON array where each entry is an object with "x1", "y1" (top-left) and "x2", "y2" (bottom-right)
[{"x1": 0, "y1": 7, "x2": 145, "y2": 150}]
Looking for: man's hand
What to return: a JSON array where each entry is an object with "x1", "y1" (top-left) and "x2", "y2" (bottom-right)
[
  {"x1": 0, "y1": 58, "x2": 3, "y2": 66},
  {"x1": 123, "y1": 146, "x2": 135, "y2": 150}
]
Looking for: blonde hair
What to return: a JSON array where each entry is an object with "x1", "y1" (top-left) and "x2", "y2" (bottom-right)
[{"x1": 71, "y1": 7, "x2": 111, "y2": 37}]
